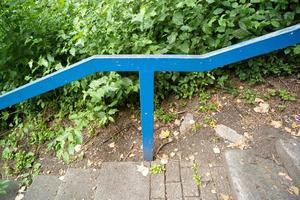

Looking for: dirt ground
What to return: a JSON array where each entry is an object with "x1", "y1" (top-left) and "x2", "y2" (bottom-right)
[{"x1": 37, "y1": 75, "x2": 300, "y2": 179}]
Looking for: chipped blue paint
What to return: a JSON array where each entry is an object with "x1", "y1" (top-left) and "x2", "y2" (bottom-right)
[{"x1": 1, "y1": 24, "x2": 300, "y2": 160}]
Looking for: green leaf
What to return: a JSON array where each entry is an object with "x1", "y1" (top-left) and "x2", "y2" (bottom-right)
[
  {"x1": 167, "y1": 32, "x2": 178, "y2": 44},
  {"x1": 172, "y1": 13, "x2": 184, "y2": 25},
  {"x1": 206, "y1": 0, "x2": 215, "y2": 3},
  {"x1": 293, "y1": 46, "x2": 300, "y2": 54},
  {"x1": 70, "y1": 48, "x2": 76, "y2": 56},
  {"x1": 178, "y1": 42, "x2": 190, "y2": 53},
  {"x1": 213, "y1": 8, "x2": 224, "y2": 15},
  {"x1": 38, "y1": 57, "x2": 48, "y2": 68}
]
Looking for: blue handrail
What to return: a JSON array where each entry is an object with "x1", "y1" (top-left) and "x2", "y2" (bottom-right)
[{"x1": 1, "y1": 24, "x2": 300, "y2": 160}]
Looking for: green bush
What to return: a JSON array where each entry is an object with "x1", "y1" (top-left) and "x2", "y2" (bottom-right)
[{"x1": 0, "y1": 0, "x2": 299, "y2": 184}]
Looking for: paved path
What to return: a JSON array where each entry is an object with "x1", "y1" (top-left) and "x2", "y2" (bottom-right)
[
  {"x1": 22, "y1": 160, "x2": 218, "y2": 200},
  {"x1": 2, "y1": 133, "x2": 300, "y2": 200}
]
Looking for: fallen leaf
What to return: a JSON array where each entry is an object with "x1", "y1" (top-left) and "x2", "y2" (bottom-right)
[
  {"x1": 15, "y1": 194, "x2": 24, "y2": 200},
  {"x1": 243, "y1": 132, "x2": 253, "y2": 141},
  {"x1": 87, "y1": 159, "x2": 93, "y2": 167},
  {"x1": 160, "y1": 154, "x2": 169, "y2": 164},
  {"x1": 108, "y1": 142, "x2": 115, "y2": 148},
  {"x1": 188, "y1": 155, "x2": 195, "y2": 161},
  {"x1": 285, "y1": 127, "x2": 292, "y2": 133},
  {"x1": 227, "y1": 139, "x2": 249, "y2": 150},
  {"x1": 254, "y1": 98, "x2": 264, "y2": 103},
  {"x1": 170, "y1": 152, "x2": 176, "y2": 157},
  {"x1": 18, "y1": 186, "x2": 26, "y2": 193},
  {"x1": 174, "y1": 119, "x2": 181, "y2": 126},
  {"x1": 173, "y1": 131, "x2": 179, "y2": 137},
  {"x1": 270, "y1": 120, "x2": 282, "y2": 129},
  {"x1": 220, "y1": 193, "x2": 233, "y2": 200},
  {"x1": 288, "y1": 186, "x2": 299, "y2": 195},
  {"x1": 278, "y1": 172, "x2": 293, "y2": 181},
  {"x1": 213, "y1": 147, "x2": 221, "y2": 154},
  {"x1": 189, "y1": 119, "x2": 195, "y2": 125},
  {"x1": 159, "y1": 130, "x2": 170, "y2": 139},
  {"x1": 292, "y1": 122, "x2": 298, "y2": 129},
  {"x1": 74, "y1": 144, "x2": 82, "y2": 152},
  {"x1": 291, "y1": 130, "x2": 300, "y2": 137},
  {"x1": 254, "y1": 102, "x2": 270, "y2": 113},
  {"x1": 129, "y1": 153, "x2": 135, "y2": 157},
  {"x1": 136, "y1": 163, "x2": 149, "y2": 176}
]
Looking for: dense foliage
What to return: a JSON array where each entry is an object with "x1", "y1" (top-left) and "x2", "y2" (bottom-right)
[{"x1": 0, "y1": 0, "x2": 299, "y2": 185}]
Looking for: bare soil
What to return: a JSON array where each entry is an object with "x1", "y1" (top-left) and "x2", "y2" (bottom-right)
[{"x1": 36, "y1": 75, "x2": 300, "y2": 180}]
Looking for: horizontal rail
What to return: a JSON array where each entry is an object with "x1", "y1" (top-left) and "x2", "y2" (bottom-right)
[{"x1": 1, "y1": 24, "x2": 299, "y2": 110}]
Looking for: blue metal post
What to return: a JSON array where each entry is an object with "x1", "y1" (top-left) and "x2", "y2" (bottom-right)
[{"x1": 139, "y1": 69, "x2": 154, "y2": 160}]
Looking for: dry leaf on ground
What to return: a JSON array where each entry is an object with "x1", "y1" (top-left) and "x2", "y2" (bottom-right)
[
  {"x1": 108, "y1": 142, "x2": 115, "y2": 148},
  {"x1": 278, "y1": 172, "x2": 293, "y2": 181},
  {"x1": 159, "y1": 130, "x2": 170, "y2": 139},
  {"x1": 160, "y1": 154, "x2": 169, "y2": 164},
  {"x1": 270, "y1": 120, "x2": 282, "y2": 129},
  {"x1": 174, "y1": 119, "x2": 181, "y2": 126},
  {"x1": 213, "y1": 147, "x2": 221, "y2": 154},
  {"x1": 288, "y1": 186, "x2": 299, "y2": 195},
  {"x1": 220, "y1": 193, "x2": 233, "y2": 200},
  {"x1": 227, "y1": 139, "x2": 249, "y2": 150}
]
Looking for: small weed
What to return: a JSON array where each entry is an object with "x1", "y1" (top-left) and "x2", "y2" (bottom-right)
[
  {"x1": 198, "y1": 91, "x2": 219, "y2": 113},
  {"x1": 224, "y1": 86, "x2": 240, "y2": 97},
  {"x1": 276, "y1": 104, "x2": 287, "y2": 112},
  {"x1": 192, "y1": 163, "x2": 202, "y2": 187},
  {"x1": 211, "y1": 135, "x2": 222, "y2": 143},
  {"x1": 155, "y1": 108, "x2": 177, "y2": 123},
  {"x1": 15, "y1": 151, "x2": 36, "y2": 172},
  {"x1": 241, "y1": 89, "x2": 258, "y2": 104},
  {"x1": 0, "y1": 180, "x2": 9, "y2": 194},
  {"x1": 150, "y1": 164, "x2": 165, "y2": 174},
  {"x1": 203, "y1": 116, "x2": 217, "y2": 128},
  {"x1": 264, "y1": 89, "x2": 276, "y2": 99},
  {"x1": 279, "y1": 89, "x2": 296, "y2": 101},
  {"x1": 198, "y1": 102, "x2": 219, "y2": 113},
  {"x1": 198, "y1": 91, "x2": 211, "y2": 104},
  {"x1": 191, "y1": 122, "x2": 202, "y2": 134}
]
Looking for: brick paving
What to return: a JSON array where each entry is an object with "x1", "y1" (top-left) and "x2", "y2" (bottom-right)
[{"x1": 150, "y1": 160, "x2": 229, "y2": 200}]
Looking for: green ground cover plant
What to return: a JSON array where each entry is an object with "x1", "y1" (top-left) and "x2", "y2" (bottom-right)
[{"x1": 0, "y1": 0, "x2": 299, "y2": 185}]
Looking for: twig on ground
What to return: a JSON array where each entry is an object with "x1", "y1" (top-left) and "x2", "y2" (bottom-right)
[
  {"x1": 155, "y1": 139, "x2": 174, "y2": 158},
  {"x1": 175, "y1": 110, "x2": 187, "y2": 115},
  {"x1": 272, "y1": 153, "x2": 280, "y2": 165},
  {"x1": 278, "y1": 76, "x2": 291, "y2": 91},
  {"x1": 121, "y1": 143, "x2": 135, "y2": 161}
]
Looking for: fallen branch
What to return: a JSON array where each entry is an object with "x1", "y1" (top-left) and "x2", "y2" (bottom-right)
[{"x1": 155, "y1": 139, "x2": 174, "y2": 158}]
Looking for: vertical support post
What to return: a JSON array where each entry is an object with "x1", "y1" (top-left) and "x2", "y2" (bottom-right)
[{"x1": 139, "y1": 69, "x2": 154, "y2": 160}]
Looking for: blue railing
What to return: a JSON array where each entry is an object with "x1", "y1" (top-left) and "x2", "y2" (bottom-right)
[{"x1": 1, "y1": 24, "x2": 300, "y2": 160}]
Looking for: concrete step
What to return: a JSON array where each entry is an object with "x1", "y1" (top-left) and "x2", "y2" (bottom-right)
[
  {"x1": 95, "y1": 162, "x2": 150, "y2": 200},
  {"x1": 24, "y1": 175, "x2": 61, "y2": 200},
  {"x1": 55, "y1": 168, "x2": 100, "y2": 200},
  {"x1": 0, "y1": 181, "x2": 19, "y2": 200},
  {"x1": 225, "y1": 150, "x2": 298, "y2": 200},
  {"x1": 276, "y1": 138, "x2": 300, "y2": 187}
]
